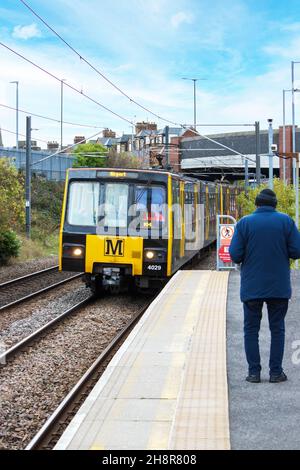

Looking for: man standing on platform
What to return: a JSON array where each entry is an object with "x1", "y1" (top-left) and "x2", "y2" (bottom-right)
[{"x1": 229, "y1": 189, "x2": 300, "y2": 384}]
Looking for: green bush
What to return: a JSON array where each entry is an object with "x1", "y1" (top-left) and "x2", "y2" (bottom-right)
[
  {"x1": 31, "y1": 176, "x2": 65, "y2": 239},
  {"x1": 0, "y1": 230, "x2": 21, "y2": 265},
  {"x1": 237, "y1": 178, "x2": 296, "y2": 220},
  {"x1": 0, "y1": 158, "x2": 25, "y2": 231}
]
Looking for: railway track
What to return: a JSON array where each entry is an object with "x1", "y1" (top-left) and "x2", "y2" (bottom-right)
[
  {"x1": 25, "y1": 300, "x2": 152, "y2": 450},
  {"x1": 0, "y1": 295, "x2": 95, "y2": 366},
  {"x1": 0, "y1": 266, "x2": 82, "y2": 312}
]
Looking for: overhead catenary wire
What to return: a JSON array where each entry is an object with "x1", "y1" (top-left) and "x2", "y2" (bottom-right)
[
  {"x1": 32, "y1": 130, "x2": 104, "y2": 166},
  {"x1": 182, "y1": 126, "x2": 257, "y2": 163},
  {"x1": 183, "y1": 123, "x2": 255, "y2": 127},
  {"x1": 0, "y1": 103, "x2": 105, "y2": 129},
  {"x1": 19, "y1": 0, "x2": 180, "y2": 127},
  {"x1": 0, "y1": 127, "x2": 48, "y2": 144},
  {"x1": 3, "y1": 10, "x2": 260, "y2": 168},
  {"x1": 0, "y1": 42, "x2": 133, "y2": 126},
  {"x1": 19, "y1": 0, "x2": 260, "y2": 145}
]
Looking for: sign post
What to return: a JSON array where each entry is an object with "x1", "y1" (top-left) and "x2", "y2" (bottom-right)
[{"x1": 217, "y1": 215, "x2": 237, "y2": 271}]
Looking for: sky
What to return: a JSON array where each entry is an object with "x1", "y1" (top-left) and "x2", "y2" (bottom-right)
[{"x1": 1, "y1": 0, "x2": 300, "y2": 148}]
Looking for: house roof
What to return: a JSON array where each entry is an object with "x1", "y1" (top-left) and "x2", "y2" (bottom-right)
[
  {"x1": 97, "y1": 137, "x2": 118, "y2": 147},
  {"x1": 119, "y1": 134, "x2": 132, "y2": 143},
  {"x1": 135, "y1": 130, "x2": 153, "y2": 138},
  {"x1": 180, "y1": 130, "x2": 279, "y2": 160},
  {"x1": 152, "y1": 127, "x2": 185, "y2": 137}
]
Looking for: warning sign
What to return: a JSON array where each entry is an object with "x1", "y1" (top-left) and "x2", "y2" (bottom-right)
[
  {"x1": 220, "y1": 225, "x2": 234, "y2": 245},
  {"x1": 218, "y1": 245, "x2": 232, "y2": 263},
  {"x1": 217, "y1": 216, "x2": 236, "y2": 271}
]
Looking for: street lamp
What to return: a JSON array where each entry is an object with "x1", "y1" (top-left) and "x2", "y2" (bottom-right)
[
  {"x1": 60, "y1": 79, "x2": 66, "y2": 151},
  {"x1": 182, "y1": 77, "x2": 207, "y2": 130},
  {"x1": 10, "y1": 81, "x2": 19, "y2": 150},
  {"x1": 283, "y1": 88, "x2": 300, "y2": 185}
]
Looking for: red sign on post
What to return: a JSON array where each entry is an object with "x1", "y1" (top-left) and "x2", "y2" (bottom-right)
[
  {"x1": 218, "y1": 245, "x2": 232, "y2": 263},
  {"x1": 217, "y1": 217, "x2": 236, "y2": 271}
]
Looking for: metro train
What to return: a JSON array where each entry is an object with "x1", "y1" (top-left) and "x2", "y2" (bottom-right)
[{"x1": 59, "y1": 168, "x2": 239, "y2": 293}]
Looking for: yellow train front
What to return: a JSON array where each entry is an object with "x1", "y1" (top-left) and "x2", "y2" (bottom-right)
[{"x1": 59, "y1": 168, "x2": 238, "y2": 293}]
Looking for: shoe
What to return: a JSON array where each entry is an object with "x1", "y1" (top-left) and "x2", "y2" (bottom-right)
[
  {"x1": 246, "y1": 374, "x2": 261, "y2": 383},
  {"x1": 269, "y1": 372, "x2": 287, "y2": 383}
]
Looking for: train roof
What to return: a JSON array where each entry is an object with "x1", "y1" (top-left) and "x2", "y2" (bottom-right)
[
  {"x1": 67, "y1": 167, "x2": 200, "y2": 183},
  {"x1": 66, "y1": 168, "x2": 235, "y2": 186}
]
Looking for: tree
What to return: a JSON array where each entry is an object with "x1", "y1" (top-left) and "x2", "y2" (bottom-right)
[
  {"x1": 72, "y1": 143, "x2": 108, "y2": 168},
  {"x1": 0, "y1": 158, "x2": 25, "y2": 231},
  {"x1": 31, "y1": 176, "x2": 65, "y2": 237},
  {"x1": 106, "y1": 149, "x2": 143, "y2": 169},
  {"x1": 237, "y1": 178, "x2": 296, "y2": 220},
  {"x1": 0, "y1": 158, "x2": 24, "y2": 264}
]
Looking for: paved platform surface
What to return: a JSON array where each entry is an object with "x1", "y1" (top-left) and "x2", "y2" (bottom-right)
[
  {"x1": 55, "y1": 270, "x2": 230, "y2": 450},
  {"x1": 227, "y1": 270, "x2": 300, "y2": 450}
]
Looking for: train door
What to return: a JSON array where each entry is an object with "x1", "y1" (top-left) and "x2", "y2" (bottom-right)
[
  {"x1": 171, "y1": 179, "x2": 181, "y2": 272},
  {"x1": 180, "y1": 181, "x2": 185, "y2": 259},
  {"x1": 184, "y1": 182, "x2": 196, "y2": 255}
]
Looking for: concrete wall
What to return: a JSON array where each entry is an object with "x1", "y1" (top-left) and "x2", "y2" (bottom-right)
[{"x1": 0, "y1": 148, "x2": 75, "y2": 181}]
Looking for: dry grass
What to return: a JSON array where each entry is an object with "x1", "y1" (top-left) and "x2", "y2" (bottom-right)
[{"x1": 12, "y1": 233, "x2": 59, "y2": 264}]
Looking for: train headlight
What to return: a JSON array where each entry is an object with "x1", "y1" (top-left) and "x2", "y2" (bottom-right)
[
  {"x1": 145, "y1": 251, "x2": 155, "y2": 260},
  {"x1": 63, "y1": 244, "x2": 85, "y2": 259},
  {"x1": 144, "y1": 249, "x2": 166, "y2": 262}
]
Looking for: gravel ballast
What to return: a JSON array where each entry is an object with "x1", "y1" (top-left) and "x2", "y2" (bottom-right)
[
  {"x1": 0, "y1": 269, "x2": 78, "y2": 309},
  {"x1": 0, "y1": 294, "x2": 147, "y2": 450},
  {"x1": 0, "y1": 281, "x2": 90, "y2": 349},
  {"x1": 0, "y1": 257, "x2": 58, "y2": 284}
]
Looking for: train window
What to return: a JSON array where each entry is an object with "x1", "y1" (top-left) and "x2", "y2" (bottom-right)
[
  {"x1": 67, "y1": 182, "x2": 100, "y2": 226},
  {"x1": 103, "y1": 183, "x2": 129, "y2": 228},
  {"x1": 135, "y1": 185, "x2": 166, "y2": 230}
]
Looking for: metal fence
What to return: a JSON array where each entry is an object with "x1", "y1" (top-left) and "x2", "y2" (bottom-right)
[{"x1": 0, "y1": 148, "x2": 75, "y2": 181}]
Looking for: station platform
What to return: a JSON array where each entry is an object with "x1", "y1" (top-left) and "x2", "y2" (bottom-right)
[
  {"x1": 55, "y1": 270, "x2": 300, "y2": 450},
  {"x1": 55, "y1": 270, "x2": 230, "y2": 450}
]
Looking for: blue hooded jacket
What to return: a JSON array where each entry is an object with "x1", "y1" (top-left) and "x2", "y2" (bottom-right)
[{"x1": 229, "y1": 206, "x2": 300, "y2": 302}]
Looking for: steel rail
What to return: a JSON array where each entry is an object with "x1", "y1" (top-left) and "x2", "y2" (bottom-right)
[
  {"x1": 0, "y1": 265, "x2": 59, "y2": 289},
  {"x1": 0, "y1": 273, "x2": 82, "y2": 312},
  {"x1": 0, "y1": 295, "x2": 95, "y2": 365},
  {"x1": 25, "y1": 300, "x2": 152, "y2": 450}
]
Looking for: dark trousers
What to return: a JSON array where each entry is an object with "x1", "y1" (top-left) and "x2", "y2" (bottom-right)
[{"x1": 243, "y1": 298, "x2": 289, "y2": 376}]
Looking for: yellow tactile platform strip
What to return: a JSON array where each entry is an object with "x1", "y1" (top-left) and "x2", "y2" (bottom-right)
[
  {"x1": 54, "y1": 270, "x2": 230, "y2": 450},
  {"x1": 169, "y1": 271, "x2": 230, "y2": 450}
]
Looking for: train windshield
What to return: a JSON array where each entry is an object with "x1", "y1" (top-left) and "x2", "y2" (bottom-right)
[
  {"x1": 67, "y1": 180, "x2": 166, "y2": 234},
  {"x1": 67, "y1": 181, "x2": 129, "y2": 228},
  {"x1": 67, "y1": 182, "x2": 99, "y2": 226}
]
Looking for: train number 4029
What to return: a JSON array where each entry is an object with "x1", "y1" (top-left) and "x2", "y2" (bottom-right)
[{"x1": 147, "y1": 265, "x2": 162, "y2": 271}]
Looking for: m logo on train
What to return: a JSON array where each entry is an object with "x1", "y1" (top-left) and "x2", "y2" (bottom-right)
[{"x1": 105, "y1": 239, "x2": 124, "y2": 257}]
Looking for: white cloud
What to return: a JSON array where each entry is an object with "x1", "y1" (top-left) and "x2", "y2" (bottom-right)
[
  {"x1": 12, "y1": 23, "x2": 41, "y2": 40},
  {"x1": 281, "y1": 22, "x2": 300, "y2": 33},
  {"x1": 171, "y1": 11, "x2": 194, "y2": 29}
]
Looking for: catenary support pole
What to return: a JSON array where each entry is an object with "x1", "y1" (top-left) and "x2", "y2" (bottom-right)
[
  {"x1": 165, "y1": 125, "x2": 169, "y2": 167},
  {"x1": 245, "y1": 157, "x2": 249, "y2": 193},
  {"x1": 25, "y1": 116, "x2": 31, "y2": 239},
  {"x1": 283, "y1": 90, "x2": 287, "y2": 185},
  {"x1": 292, "y1": 62, "x2": 297, "y2": 188},
  {"x1": 268, "y1": 119, "x2": 274, "y2": 190},
  {"x1": 255, "y1": 121, "x2": 261, "y2": 186}
]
